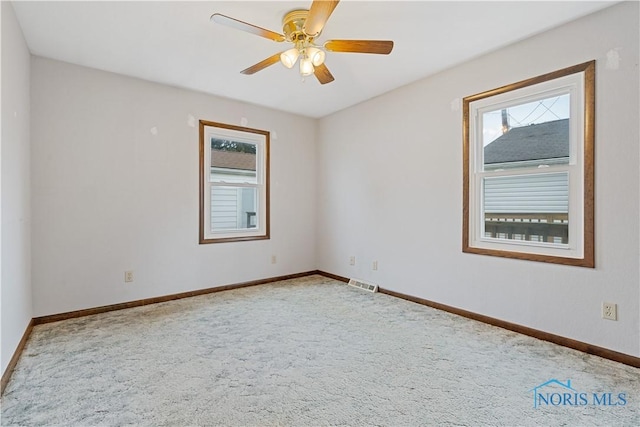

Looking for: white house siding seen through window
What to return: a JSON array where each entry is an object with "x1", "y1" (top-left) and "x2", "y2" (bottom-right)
[{"x1": 484, "y1": 173, "x2": 569, "y2": 244}]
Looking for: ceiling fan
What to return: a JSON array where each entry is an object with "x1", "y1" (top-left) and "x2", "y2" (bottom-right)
[{"x1": 211, "y1": 0, "x2": 394, "y2": 85}]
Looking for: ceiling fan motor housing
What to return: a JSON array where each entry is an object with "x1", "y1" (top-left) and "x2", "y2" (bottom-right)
[{"x1": 282, "y1": 10, "x2": 315, "y2": 43}]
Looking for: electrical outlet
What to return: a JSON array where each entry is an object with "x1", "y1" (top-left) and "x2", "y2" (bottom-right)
[
  {"x1": 372, "y1": 261, "x2": 378, "y2": 271},
  {"x1": 124, "y1": 270, "x2": 134, "y2": 283},
  {"x1": 602, "y1": 302, "x2": 617, "y2": 321},
  {"x1": 349, "y1": 256, "x2": 356, "y2": 266},
  {"x1": 271, "y1": 255, "x2": 277, "y2": 264}
]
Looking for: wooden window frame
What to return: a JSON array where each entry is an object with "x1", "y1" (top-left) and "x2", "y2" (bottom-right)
[
  {"x1": 199, "y1": 120, "x2": 270, "y2": 244},
  {"x1": 462, "y1": 61, "x2": 595, "y2": 267}
]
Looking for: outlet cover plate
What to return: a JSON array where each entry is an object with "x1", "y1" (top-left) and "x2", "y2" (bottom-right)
[{"x1": 602, "y1": 302, "x2": 617, "y2": 321}]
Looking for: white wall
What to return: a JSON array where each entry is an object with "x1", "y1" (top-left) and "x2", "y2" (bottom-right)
[
  {"x1": 317, "y1": 2, "x2": 639, "y2": 357},
  {"x1": 31, "y1": 58, "x2": 317, "y2": 317},
  {"x1": 1, "y1": 1, "x2": 33, "y2": 375}
]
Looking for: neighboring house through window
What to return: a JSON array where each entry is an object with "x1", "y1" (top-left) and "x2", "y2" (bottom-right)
[{"x1": 483, "y1": 118, "x2": 569, "y2": 244}]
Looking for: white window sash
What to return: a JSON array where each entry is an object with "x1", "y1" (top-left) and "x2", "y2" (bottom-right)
[
  {"x1": 202, "y1": 126, "x2": 267, "y2": 241},
  {"x1": 467, "y1": 72, "x2": 585, "y2": 259}
]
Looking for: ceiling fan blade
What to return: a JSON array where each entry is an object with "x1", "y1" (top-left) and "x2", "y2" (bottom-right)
[
  {"x1": 314, "y1": 63, "x2": 335, "y2": 85},
  {"x1": 211, "y1": 13, "x2": 285, "y2": 42},
  {"x1": 303, "y1": 0, "x2": 340, "y2": 37},
  {"x1": 324, "y1": 40, "x2": 394, "y2": 54},
  {"x1": 241, "y1": 53, "x2": 283, "y2": 75}
]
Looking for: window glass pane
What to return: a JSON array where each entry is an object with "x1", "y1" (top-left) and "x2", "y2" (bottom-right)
[
  {"x1": 483, "y1": 94, "x2": 570, "y2": 171},
  {"x1": 210, "y1": 186, "x2": 258, "y2": 231},
  {"x1": 210, "y1": 139, "x2": 257, "y2": 184},
  {"x1": 483, "y1": 172, "x2": 568, "y2": 244}
]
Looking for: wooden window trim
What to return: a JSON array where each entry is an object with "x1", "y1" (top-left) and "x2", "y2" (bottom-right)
[
  {"x1": 199, "y1": 120, "x2": 270, "y2": 244},
  {"x1": 462, "y1": 61, "x2": 595, "y2": 267}
]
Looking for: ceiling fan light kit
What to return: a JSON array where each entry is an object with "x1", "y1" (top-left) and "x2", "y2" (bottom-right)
[
  {"x1": 280, "y1": 48, "x2": 299, "y2": 69},
  {"x1": 299, "y1": 57, "x2": 315, "y2": 76},
  {"x1": 211, "y1": 0, "x2": 393, "y2": 85},
  {"x1": 306, "y1": 47, "x2": 326, "y2": 67}
]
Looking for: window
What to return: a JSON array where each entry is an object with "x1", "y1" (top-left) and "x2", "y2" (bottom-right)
[
  {"x1": 463, "y1": 61, "x2": 594, "y2": 267},
  {"x1": 199, "y1": 120, "x2": 270, "y2": 243}
]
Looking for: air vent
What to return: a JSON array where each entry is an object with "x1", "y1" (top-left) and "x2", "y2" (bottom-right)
[{"x1": 348, "y1": 278, "x2": 378, "y2": 293}]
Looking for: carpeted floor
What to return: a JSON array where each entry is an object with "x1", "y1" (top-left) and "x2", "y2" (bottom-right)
[{"x1": 1, "y1": 275, "x2": 638, "y2": 426}]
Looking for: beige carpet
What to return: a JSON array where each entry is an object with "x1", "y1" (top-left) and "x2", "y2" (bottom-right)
[{"x1": 1, "y1": 275, "x2": 638, "y2": 426}]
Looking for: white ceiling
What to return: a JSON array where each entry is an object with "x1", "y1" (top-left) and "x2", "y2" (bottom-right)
[{"x1": 12, "y1": 1, "x2": 616, "y2": 118}]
